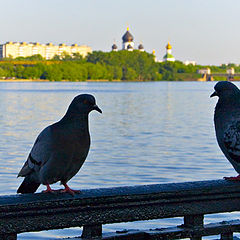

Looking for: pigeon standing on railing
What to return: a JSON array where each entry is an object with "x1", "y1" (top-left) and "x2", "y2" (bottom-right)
[
  {"x1": 17, "y1": 94, "x2": 102, "y2": 195},
  {"x1": 211, "y1": 81, "x2": 240, "y2": 180}
]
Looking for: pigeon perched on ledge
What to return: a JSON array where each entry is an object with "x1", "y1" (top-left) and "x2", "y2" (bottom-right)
[
  {"x1": 211, "y1": 81, "x2": 240, "y2": 180},
  {"x1": 17, "y1": 94, "x2": 102, "y2": 195}
]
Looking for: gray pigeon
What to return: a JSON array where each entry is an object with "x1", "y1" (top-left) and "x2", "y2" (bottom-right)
[
  {"x1": 211, "y1": 81, "x2": 240, "y2": 180},
  {"x1": 17, "y1": 94, "x2": 102, "y2": 195}
]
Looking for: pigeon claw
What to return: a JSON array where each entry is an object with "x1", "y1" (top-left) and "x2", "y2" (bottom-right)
[
  {"x1": 224, "y1": 175, "x2": 240, "y2": 181},
  {"x1": 61, "y1": 183, "x2": 81, "y2": 196},
  {"x1": 60, "y1": 188, "x2": 80, "y2": 196},
  {"x1": 42, "y1": 184, "x2": 59, "y2": 194}
]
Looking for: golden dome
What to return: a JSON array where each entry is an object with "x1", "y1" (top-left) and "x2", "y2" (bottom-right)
[{"x1": 166, "y1": 41, "x2": 172, "y2": 49}]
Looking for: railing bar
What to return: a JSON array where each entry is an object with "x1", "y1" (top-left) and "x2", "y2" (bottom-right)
[
  {"x1": 0, "y1": 234, "x2": 17, "y2": 240},
  {"x1": 221, "y1": 232, "x2": 233, "y2": 240},
  {"x1": 81, "y1": 224, "x2": 102, "y2": 238},
  {"x1": 0, "y1": 180, "x2": 240, "y2": 237},
  {"x1": 184, "y1": 214, "x2": 204, "y2": 240}
]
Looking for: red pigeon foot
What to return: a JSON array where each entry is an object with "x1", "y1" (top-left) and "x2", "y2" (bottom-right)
[
  {"x1": 60, "y1": 183, "x2": 81, "y2": 196},
  {"x1": 42, "y1": 184, "x2": 59, "y2": 193},
  {"x1": 224, "y1": 175, "x2": 240, "y2": 181}
]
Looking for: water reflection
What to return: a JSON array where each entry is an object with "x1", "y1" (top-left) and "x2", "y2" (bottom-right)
[{"x1": 0, "y1": 81, "x2": 239, "y2": 239}]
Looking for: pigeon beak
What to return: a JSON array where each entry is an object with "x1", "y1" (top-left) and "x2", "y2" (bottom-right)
[
  {"x1": 210, "y1": 91, "x2": 218, "y2": 98},
  {"x1": 93, "y1": 105, "x2": 102, "y2": 113}
]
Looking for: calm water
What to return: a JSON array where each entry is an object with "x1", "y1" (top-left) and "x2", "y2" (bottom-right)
[{"x1": 0, "y1": 81, "x2": 239, "y2": 239}]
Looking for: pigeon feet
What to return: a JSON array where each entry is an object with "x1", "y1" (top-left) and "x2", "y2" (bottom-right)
[
  {"x1": 42, "y1": 184, "x2": 59, "y2": 194},
  {"x1": 60, "y1": 183, "x2": 81, "y2": 196},
  {"x1": 224, "y1": 175, "x2": 240, "y2": 181},
  {"x1": 42, "y1": 183, "x2": 80, "y2": 195}
]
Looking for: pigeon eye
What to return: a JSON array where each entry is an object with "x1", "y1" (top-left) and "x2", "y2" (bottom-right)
[{"x1": 83, "y1": 100, "x2": 89, "y2": 104}]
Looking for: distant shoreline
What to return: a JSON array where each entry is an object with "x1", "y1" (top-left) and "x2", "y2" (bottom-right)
[
  {"x1": 0, "y1": 79, "x2": 208, "y2": 82},
  {"x1": 0, "y1": 79, "x2": 49, "y2": 82},
  {"x1": 1, "y1": 78, "x2": 237, "y2": 82},
  {"x1": 0, "y1": 79, "x2": 122, "y2": 82}
]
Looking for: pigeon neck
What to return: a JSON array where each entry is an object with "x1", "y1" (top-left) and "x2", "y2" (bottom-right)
[
  {"x1": 61, "y1": 112, "x2": 89, "y2": 122},
  {"x1": 217, "y1": 94, "x2": 239, "y2": 107}
]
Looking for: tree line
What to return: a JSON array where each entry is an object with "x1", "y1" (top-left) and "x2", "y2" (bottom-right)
[{"x1": 0, "y1": 51, "x2": 234, "y2": 81}]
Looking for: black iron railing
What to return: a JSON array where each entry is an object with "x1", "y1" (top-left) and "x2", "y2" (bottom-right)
[{"x1": 1, "y1": 180, "x2": 240, "y2": 239}]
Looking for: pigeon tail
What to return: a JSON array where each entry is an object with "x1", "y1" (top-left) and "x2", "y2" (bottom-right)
[{"x1": 17, "y1": 176, "x2": 40, "y2": 194}]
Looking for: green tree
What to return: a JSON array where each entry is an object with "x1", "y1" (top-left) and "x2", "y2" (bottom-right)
[
  {"x1": 0, "y1": 68, "x2": 6, "y2": 78},
  {"x1": 52, "y1": 55, "x2": 61, "y2": 61},
  {"x1": 41, "y1": 65, "x2": 63, "y2": 81},
  {"x1": 15, "y1": 65, "x2": 25, "y2": 78},
  {"x1": 87, "y1": 63, "x2": 108, "y2": 80},
  {"x1": 112, "y1": 66, "x2": 122, "y2": 80},
  {"x1": 122, "y1": 67, "x2": 138, "y2": 80},
  {"x1": 0, "y1": 63, "x2": 15, "y2": 77},
  {"x1": 26, "y1": 54, "x2": 44, "y2": 61},
  {"x1": 87, "y1": 50, "x2": 157, "y2": 81},
  {"x1": 72, "y1": 53, "x2": 84, "y2": 62},
  {"x1": 61, "y1": 52, "x2": 73, "y2": 61},
  {"x1": 21, "y1": 66, "x2": 43, "y2": 79}
]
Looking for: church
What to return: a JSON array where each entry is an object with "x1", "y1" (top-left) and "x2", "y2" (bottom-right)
[
  {"x1": 111, "y1": 27, "x2": 175, "y2": 63},
  {"x1": 111, "y1": 27, "x2": 145, "y2": 52},
  {"x1": 163, "y1": 42, "x2": 175, "y2": 62}
]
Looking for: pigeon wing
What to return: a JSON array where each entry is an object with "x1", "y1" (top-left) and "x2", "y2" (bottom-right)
[
  {"x1": 223, "y1": 120, "x2": 240, "y2": 163},
  {"x1": 18, "y1": 126, "x2": 54, "y2": 177}
]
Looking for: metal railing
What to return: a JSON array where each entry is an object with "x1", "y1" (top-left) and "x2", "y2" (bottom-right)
[{"x1": 1, "y1": 179, "x2": 240, "y2": 239}]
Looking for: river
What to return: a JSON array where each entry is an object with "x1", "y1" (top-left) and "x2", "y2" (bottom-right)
[{"x1": 0, "y1": 81, "x2": 238, "y2": 239}]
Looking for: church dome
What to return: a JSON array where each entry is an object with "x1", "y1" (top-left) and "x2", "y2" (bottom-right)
[
  {"x1": 112, "y1": 43, "x2": 117, "y2": 49},
  {"x1": 127, "y1": 44, "x2": 133, "y2": 49},
  {"x1": 138, "y1": 44, "x2": 144, "y2": 49},
  {"x1": 122, "y1": 29, "x2": 134, "y2": 42},
  {"x1": 166, "y1": 42, "x2": 172, "y2": 49}
]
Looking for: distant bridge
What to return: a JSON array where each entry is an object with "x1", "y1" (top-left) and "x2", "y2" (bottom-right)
[
  {"x1": 204, "y1": 73, "x2": 240, "y2": 81},
  {"x1": 198, "y1": 68, "x2": 240, "y2": 81}
]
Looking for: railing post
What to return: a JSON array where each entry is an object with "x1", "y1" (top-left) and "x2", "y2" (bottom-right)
[
  {"x1": 184, "y1": 214, "x2": 204, "y2": 240},
  {"x1": 0, "y1": 234, "x2": 17, "y2": 240},
  {"x1": 81, "y1": 224, "x2": 102, "y2": 239},
  {"x1": 221, "y1": 232, "x2": 233, "y2": 240}
]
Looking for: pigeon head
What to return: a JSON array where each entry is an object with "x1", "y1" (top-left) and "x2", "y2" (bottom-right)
[
  {"x1": 210, "y1": 81, "x2": 240, "y2": 99},
  {"x1": 68, "y1": 94, "x2": 102, "y2": 115}
]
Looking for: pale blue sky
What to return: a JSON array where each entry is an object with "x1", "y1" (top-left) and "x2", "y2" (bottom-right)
[{"x1": 0, "y1": 0, "x2": 240, "y2": 65}]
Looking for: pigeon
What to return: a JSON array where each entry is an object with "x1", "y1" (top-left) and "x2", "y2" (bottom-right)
[
  {"x1": 17, "y1": 94, "x2": 102, "y2": 195},
  {"x1": 211, "y1": 81, "x2": 240, "y2": 180}
]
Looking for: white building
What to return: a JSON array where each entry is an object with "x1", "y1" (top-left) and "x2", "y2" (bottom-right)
[
  {"x1": 0, "y1": 42, "x2": 92, "y2": 59},
  {"x1": 226, "y1": 68, "x2": 235, "y2": 75},
  {"x1": 163, "y1": 42, "x2": 175, "y2": 62},
  {"x1": 197, "y1": 68, "x2": 211, "y2": 75},
  {"x1": 184, "y1": 60, "x2": 196, "y2": 66}
]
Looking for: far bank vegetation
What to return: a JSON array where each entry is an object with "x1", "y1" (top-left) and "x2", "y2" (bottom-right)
[{"x1": 0, "y1": 51, "x2": 235, "y2": 81}]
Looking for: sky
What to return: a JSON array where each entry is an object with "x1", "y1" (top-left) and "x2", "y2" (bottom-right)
[{"x1": 0, "y1": 0, "x2": 240, "y2": 65}]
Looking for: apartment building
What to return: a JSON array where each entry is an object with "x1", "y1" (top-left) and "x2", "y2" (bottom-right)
[{"x1": 0, "y1": 42, "x2": 92, "y2": 59}]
